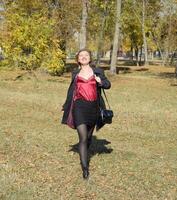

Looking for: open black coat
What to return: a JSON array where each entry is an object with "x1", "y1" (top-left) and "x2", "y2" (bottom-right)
[{"x1": 61, "y1": 67, "x2": 111, "y2": 131}]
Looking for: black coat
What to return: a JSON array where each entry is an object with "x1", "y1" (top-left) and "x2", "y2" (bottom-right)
[{"x1": 61, "y1": 67, "x2": 111, "y2": 131}]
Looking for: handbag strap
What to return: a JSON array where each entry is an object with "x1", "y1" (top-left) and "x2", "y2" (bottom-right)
[
  {"x1": 93, "y1": 69, "x2": 111, "y2": 109},
  {"x1": 102, "y1": 89, "x2": 111, "y2": 109}
]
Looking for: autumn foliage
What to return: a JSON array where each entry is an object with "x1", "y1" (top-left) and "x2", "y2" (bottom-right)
[{"x1": 0, "y1": 0, "x2": 65, "y2": 75}]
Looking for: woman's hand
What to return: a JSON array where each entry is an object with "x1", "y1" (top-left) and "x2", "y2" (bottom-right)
[{"x1": 94, "y1": 75, "x2": 102, "y2": 84}]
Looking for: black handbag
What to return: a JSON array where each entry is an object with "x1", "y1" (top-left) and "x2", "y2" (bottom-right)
[
  {"x1": 99, "y1": 89, "x2": 114, "y2": 124},
  {"x1": 100, "y1": 108, "x2": 113, "y2": 124}
]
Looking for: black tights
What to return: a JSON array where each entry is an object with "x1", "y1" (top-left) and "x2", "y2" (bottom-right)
[{"x1": 76, "y1": 124, "x2": 95, "y2": 168}]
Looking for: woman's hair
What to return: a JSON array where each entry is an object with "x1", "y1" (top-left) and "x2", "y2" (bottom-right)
[{"x1": 75, "y1": 48, "x2": 92, "y2": 66}]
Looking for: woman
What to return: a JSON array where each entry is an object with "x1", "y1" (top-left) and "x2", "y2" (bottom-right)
[{"x1": 62, "y1": 49, "x2": 111, "y2": 179}]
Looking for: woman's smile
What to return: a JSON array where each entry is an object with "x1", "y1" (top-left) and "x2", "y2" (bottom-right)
[{"x1": 78, "y1": 51, "x2": 90, "y2": 65}]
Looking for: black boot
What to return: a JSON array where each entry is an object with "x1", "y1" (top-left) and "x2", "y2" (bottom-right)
[{"x1": 82, "y1": 166, "x2": 89, "y2": 179}]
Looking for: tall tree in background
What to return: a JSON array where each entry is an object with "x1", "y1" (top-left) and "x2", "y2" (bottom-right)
[
  {"x1": 125, "y1": 0, "x2": 161, "y2": 65},
  {"x1": 110, "y1": 0, "x2": 122, "y2": 74},
  {"x1": 79, "y1": 0, "x2": 88, "y2": 49},
  {"x1": 46, "y1": 0, "x2": 81, "y2": 53},
  {"x1": 95, "y1": 0, "x2": 109, "y2": 66},
  {"x1": 161, "y1": 0, "x2": 177, "y2": 65},
  {"x1": 150, "y1": 0, "x2": 177, "y2": 66},
  {"x1": 142, "y1": 0, "x2": 148, "y2": 65},
  {"x1": 88, "y1": 0, "x2": 115, "y2": 60},
  {"x1": 122, "y1": 0, "x2": 143, "y2": 66}
]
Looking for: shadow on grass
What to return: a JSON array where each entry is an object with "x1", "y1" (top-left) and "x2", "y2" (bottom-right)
[
  {"x1": 158, "y1": 72, "x2": 176, "y2": 78},
  {"x1": 171, "y1": 83, "x2": 177, "y2": 86},
  {"x1": 134, "y1": 68, "x2": 149, "y2": 72},
  {"x1": 68, "y1": 135, "x2": 113, "y2": 164},
  {"x1": 99, "y1": 59, "x2": 144, "y2": 67}
]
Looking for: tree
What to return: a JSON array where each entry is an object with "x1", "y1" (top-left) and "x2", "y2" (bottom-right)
[
  {"x1": 89, "y1": 0, "x2": 109, "y2": 66},
  {"x1": 110, "y1": 0, "x2": 122, "y2": 74},
  {"x1": 87, "y1": 0, "x2": 115, "y2": 62},
  {"x1": 122, "y1": 0, "x2": 162, "y2": 65},
  {"x1": 50, "y1": 0, "x2": 82, "y2": 52},
  {"x1": 79, "y1": 0, "x2": 88, "y2": 49},
  {"x1": 142, "y1": 0, "x2": 148, "y2": 65},
  {"x1": 0, "y1": 0, "x2": 65, "y2": 75},
  {"x1": 150, "y1": 0, "x2": 177, "y2": 66},
  {"x1": 122, "y1": 0, "x2": 143, "y2": 65}
]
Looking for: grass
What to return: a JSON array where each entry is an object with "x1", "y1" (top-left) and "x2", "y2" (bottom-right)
[{"x1": 0, "y1": 66, "x2": 177, "y2": 200}]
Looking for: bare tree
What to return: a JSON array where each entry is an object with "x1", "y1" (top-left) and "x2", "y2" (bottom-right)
[
  {"x1": 110, "y1": 0, "x2": 122, "y2": 74},
  {"x1": 79, "y1": 0, "x2": 88, "y2": 49}
]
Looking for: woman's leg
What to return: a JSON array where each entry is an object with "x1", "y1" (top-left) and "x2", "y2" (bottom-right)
[
  {"x1": 76, "y1": 124, "x2": 90, "y2": 179},
  {"x1": 87, "y1": 125, "x2": 95, "y2": 148},
  {"x1": 76, "y1": 124, "x2": 88, "y2": 169}
]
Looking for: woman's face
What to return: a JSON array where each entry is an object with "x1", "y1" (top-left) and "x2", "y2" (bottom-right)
[{"x1": 78, "y1": 51, "x2": 91, "y2": 65}]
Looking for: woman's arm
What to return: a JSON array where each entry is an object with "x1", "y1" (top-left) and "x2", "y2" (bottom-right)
[{"x1": 95, "y1": 68, "x2": 111, "y2": 89}]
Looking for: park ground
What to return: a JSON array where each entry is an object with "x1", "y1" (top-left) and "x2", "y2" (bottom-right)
[{"x1": 0, "y1": 65, "x2": 177, "y2": 200}]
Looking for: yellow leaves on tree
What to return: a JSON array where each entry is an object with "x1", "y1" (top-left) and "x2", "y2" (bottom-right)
[{"x1": 1, "y1": 2, "x2": 65, "y2": 75}]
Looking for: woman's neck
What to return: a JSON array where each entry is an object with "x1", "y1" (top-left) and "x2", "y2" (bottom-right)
[{"x1": 80, "y1": 64, "x2": 91, "y2": 70}]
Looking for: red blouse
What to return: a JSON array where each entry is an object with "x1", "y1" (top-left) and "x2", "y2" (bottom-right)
[{"x1": 74, "y1": 75, "x2": 97, "y2": 101}]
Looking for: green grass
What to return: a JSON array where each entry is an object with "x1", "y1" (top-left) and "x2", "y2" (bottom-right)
[{"x1": 0, "y1": 67, "x2": 177, "y2": 200}]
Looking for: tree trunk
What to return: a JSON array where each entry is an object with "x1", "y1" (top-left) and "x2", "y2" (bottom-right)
[
  {"x1": 79, "y1": 0, "x2": 88, "y2": 49},
  {"x1": 142, "y1": 0, "x2": 148, "y2": 66},
  {"x1": 150, "y1": 31, "x2": 164, "y2": 63},
  {"x1": 96, "y1": 13, "x2": 106, "y2": 67},
  {"x1": 139, "y1": 46, "x2": 143, "y2": 66},
  {"x1": 163, "y1": 6, "x2": 172, "y2": 66},
  {"x1": 110, "y1": 0, "x2": 122, "y2": 74},
  {"x1": 130, "y1": 43, "x2": 134, "y2": 61},
  {"x1": 96, "y1": 0, "x2": 109, "y2": 67}
]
